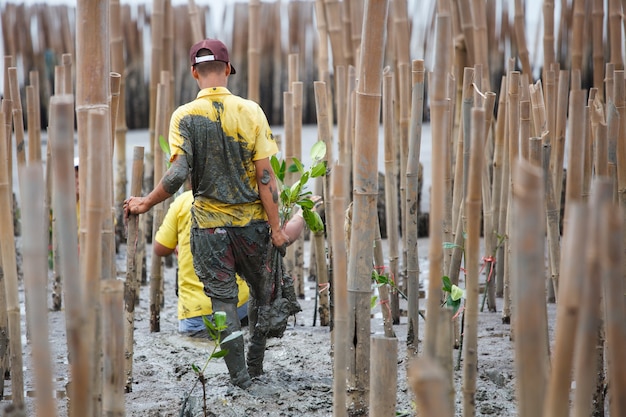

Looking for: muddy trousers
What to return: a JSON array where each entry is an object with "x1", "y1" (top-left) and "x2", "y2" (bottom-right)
[
  {"x1": 212, "y1": 299, "x2": 252, "y2": 389},
  {"x1": 247, "y1": 298, "x2": 267, "y2": 377}
]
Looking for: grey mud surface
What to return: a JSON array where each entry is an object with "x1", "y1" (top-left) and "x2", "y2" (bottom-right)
[{"x1": 8, "y1": 236, "x2": 551, "y2": 416}]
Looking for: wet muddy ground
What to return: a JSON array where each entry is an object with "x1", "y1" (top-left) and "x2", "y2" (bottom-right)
[{"x1": 5, "y1": 236, "x2": 548, "y2": 416}]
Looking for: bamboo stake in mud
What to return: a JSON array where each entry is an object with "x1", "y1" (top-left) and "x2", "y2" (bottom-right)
[
  {"x1": 542, "y1": 0, "x2": 556, "y2": 75},
  {"x1": 552, "y1": 70, "x2": 570, "y2": 212},
  {"x1": 406, "y1": 59, "x2": 425, "y2": 352},
  {"x1": 124, "y1": 146, "x2": 144, "y2": 393},
  {"x1": 49, "y1": 95, "x2": 85, "y2": 417},
  {"x1": 494, "y1": 77, "x2": 508, "y2": 298},
  {"x1": 111, "y1": 0, "x2": 129, "y2": 247},
  {"x1": 373, "y1": 215, "x2": 395, "y2": 337},
  {"x1": 292, "y1": 81, "x2": 305, "y2": 302},
  {"x1": 424, "y1": 12, "x2": 452, "y2": 358},
  {"x1": 542, "y1": 202, "x2": 587, "y2": 417},
  {"x1": 562, "y1": 89, "x2": 587, "y2": 235},
  {"x1": 600, "y1": 196, "x2": 626, "y2": 417},
  {"x1": 511, "y1": 159, "x2": 549, "y2": 417},
  {"x1": 149, "y1": 81, "x2": 168, "y2": 333},
  {"x1": 369, "y1": 336, "x2": 397, "y2": 417},
  {"x1": 20, "y1": 163, "x2": 58, "y2": 417},
  {"x1": 502, "y1": 71, "x2": 521, "y2": 324},
  {"x1": 8, "y1": 67, "x2": 26, "y2": 169},
  {"x1": 101, "y1": 279, "x2": 125, "y2": 417},
  {"x1": 513, "y1": 0, "x2": 531, "y2": 76},
  {"x1": 248, "y1": 0, "x2": 261, "y2": 103},
  {"x1": 0, "y1": 109, "x2": 24, "y2": 408},
  {"x1": 462, "y1": 107, "x2": 485, "y2": 417},
  {"x1": 408, "y1": 357, "x2": 454, "y2": 417},
  {"x1": 571, "y1": 179, "x2": 613, "y2": 417},
  {"x1": 331, "y1": 163, "x2": 348, "y2": 417},
  {"x1": 591, "y1": 0, "x2": 605, "y2": 98},
  {"x1": 481, "y1": 91, "x2": 498, "y2": 313},
  {"x1": 472, "y1": 0, "x2": 491, "y2": 92},
  {"x1": 313, "y1": 81, "x2": 331, "y2": 327},
  {"x1": 571, "y1": 0, "x2": 585, "y2": 73},
  {"x1": 346, "y1": 0, "x2": 388, "y2": 411},
  {"x1": 608, "y1": 0, "x2": 623, "y2": 69}
]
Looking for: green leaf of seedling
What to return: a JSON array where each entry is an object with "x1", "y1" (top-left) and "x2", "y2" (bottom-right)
[
  {"x1": 442, "y1": 276, "x2": 452, "y2": 293},
  {"x1": 443, "y1": 242, "x2": 460, "y2": 249},
  {"x1": 213, "y1": 311, "x2": 227, "y2": 329},
  {"x1": 292, "y1": 157, "x2": 304, "y2": 173},
  {"x1": 300, "y1": 171, "x2": 310, "y2": 186},
  {"x1": 450, "y1": 284, "x2": 465, "y2": 301},
  {"x1": 221, "y1": 330, "x2": 243, "y2": 345},
  {"x1": 297, "y1": 198, "x2": 315, "y2": 210},
  {"x1": 310, "y1": 141, "x2": 327, "y2": 162},
  {"x1": 202, "y1": 316, "x2": 217, "y2": 332},
  {"x1": 310, "y1": 161, "x2": 327, "y2": 177},
  {"x1": 371, "y1": 295, "x2": 378, "y2": 309},
  {"x1": 191, "y1": 363, "x2": 200, "y2": 374},
  {"x1": 211, "y1": 350, "x2": 229, "y2": 359},
  {"x1": 270, "y1": 155, "x2": 282, "y2": 180},
  {"x1": 158, "y1": 135, "x2": 171, "y2": 156},
  {"x1": 290, "y1": 182, "x2": 303, "y2": 203},
  {"x1": 281, "y1": 188, "x2": 291, "y2": 203},
  {"x1": 303, "y1": 210, "x2": 324, "y2": 232},
  {"x1": 446, "y1": 296, "x2": 461, "y2": 313}
]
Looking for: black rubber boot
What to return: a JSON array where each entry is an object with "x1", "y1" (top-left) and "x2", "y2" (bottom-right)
[
  {"x1": 246, "y1": 298, "x2": 267, "y2": 377},
  {"x1": 212, "y1": 299, "x2": 252, "y2": 389}
]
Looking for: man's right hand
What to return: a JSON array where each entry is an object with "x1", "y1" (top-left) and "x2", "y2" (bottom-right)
[{"x1": 271, "y1": 229, "x2": 290, "y2": 256}]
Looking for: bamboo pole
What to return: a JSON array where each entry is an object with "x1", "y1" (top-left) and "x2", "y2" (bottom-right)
[
  {"x1": 608, "y1": 0, "x2": 623, "y2": 69},
  {"x1": 591, "y1": 0, "x2": 604, "y2": 98},
  {"x1": 601, "y1": 195, "x2": 626, "y2": 417},
  {"x1": 461, "y1": 107, "x2": 485, "y2": 417},
  {"x1": 552, "y1": 70, "x2": 570, "y2": 213},
  {"x1": 494, "y1": 77, "x2": 507, "y2": 298},
  {"x1": 424, "y1": 12, "x2": 452, "y2": 358},
  {"x1": 615, "y1": 72, "x2": 626, "y2": 285},
  {"x1": 511, "y1": 159, "x2": 548, "y2": 417},
  {"x1": 542, "y1": 202, "x2": 586, "y2": 417},
  {"x1": 542, "y1": 0, "x2": 556, "y2": 74},
  {"x1": 369, "y1": 336, "x2": 397, "y2": 416},
  {"x1": 502, "y1": 71, "x2": 521, "y2": 324},
  {"x1": 20, "y1": 163, "x2": 58, "y2": 417},
  {"x1": 481, "y1": 91, "x2": 497, "y2": 312},
  {"x1": 111, "y1": 0, "x2": 128, "y2": 249},
  {"x1": 101, "y1": 279, "x2": 125, "y2": 417},
  {"x1": 520, "y1": 100, "x2": 530, "y2": 161},
  {"x1": 0, "y1": 108, "x2": 24, "y2": 408},
  {"x1": 472, "y1": 0, "x2": 491, "y2": 92},
  {"x1": 563, "y1": 90, "x2": 587, "y2": 235},
  {"x1": 331, "y1": 163, "x2": 348, "y2": 417},
  {"x1": 149, "y1": 81, "x2": 167, "y2": 333},
  {"x1": 382, "y1": 68, "x2": 401, "y2": 325},
  {"x1": 82, "y1": 110, "x2": 108, "y2": 416},
  {"x1": 448, "y1": 68, "x2": 474, "y2": 291},
  {"x1": 572, "y1": 179, "x2": 613, "y2": 417},
  {"x1": 292, "y1": 81, "x2": 305, "y2": 300},
  {"x1": 48, "y1": 95, "x2": 84, "y2": 417},
  {"x1": 187, "y1": 0, "x2": 203, "y2": 42},
  {"x1": 398, "y1": 61, "x2": 410, "y2": 286},
  {"x1": 456, "y1": 0, "x2": 475, "y2": 69},
  {"x1": 124, "y1": 146, "x2": 144, "y2": 393},
  {"x1": 513, "y1": 0, "x2": 531, "y2": 76},
  {"x1": 408, "y1": 356, "x2": 454, "y2": 417},
  {"x1": 8, "y1": 67, "x2": 26, "y2": 169},
  {"x1": 406, "y1": 59, "x2": 425, "y2": 351},
  {"x1": 571, "y1": 0, "x2": 584, "y2": 73},
  {"x1": 248, "y1": 0, "x2": 261, "y2": 103},
  {"x1": 346, "y1": 0, "x2": 388, "y2": 411},
  {"x1": 373, "y1": 215, "x2": 395, "y2": 337},
  {"x1": 313, "y1": 81, "x2": 332, "y2": 327}
]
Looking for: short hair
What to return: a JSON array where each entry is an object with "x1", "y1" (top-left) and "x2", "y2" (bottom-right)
[{"x1": 194, "y1": 48, "x2": 228, "y2": 76}]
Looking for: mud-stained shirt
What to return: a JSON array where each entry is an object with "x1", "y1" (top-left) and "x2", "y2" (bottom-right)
[
  {"x1": 168, "y1": 87, "x2": 278, "y2": 228},
  {"x1": 154, "y1": 190, "x2": 250, "y2": 320}
]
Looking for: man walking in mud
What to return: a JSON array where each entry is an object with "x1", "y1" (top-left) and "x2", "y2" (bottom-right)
[{"x1": 124, "y1": 38, "x2": 289, "y2": 389}]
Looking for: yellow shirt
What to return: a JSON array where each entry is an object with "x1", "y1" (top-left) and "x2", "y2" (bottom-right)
[
  {"x1": 168, "y1": 87, "x2": 278, "y2": 228},
  {"x1": 154, "y1": 191, "x2": 249, "y2": 320}
]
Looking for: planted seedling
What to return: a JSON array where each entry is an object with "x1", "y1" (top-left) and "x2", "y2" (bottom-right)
[
  {"x1": 179, "y1": 311, "x2": 243, "y2": 417},
  {"x1": 270, "y1": 140, "x2": 326, "y2": 232}
]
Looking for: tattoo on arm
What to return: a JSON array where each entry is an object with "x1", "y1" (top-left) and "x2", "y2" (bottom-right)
[
  {"x1": 271, "y1": 186, "x2": 279, "y2": 204},
  {"x1": 260, "y1": 169, "x2": 271, "y2": 185}
]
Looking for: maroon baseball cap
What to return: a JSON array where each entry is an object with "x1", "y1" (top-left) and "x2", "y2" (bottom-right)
[{"x1": 189, "y1": 38, "x2": 236, "y2": 74}]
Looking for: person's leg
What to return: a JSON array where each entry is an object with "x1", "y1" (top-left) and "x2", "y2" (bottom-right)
[
  {"x1": 190, "y1": 226, "x2": 252, "y2": 388},
  {"x1": 228, "y1": 222, "x2": 272, "y2": 377},
  {"x1": 246, "y1": 298, "x2": 267, "y2": 377},
  {"x1": 212, "y1": 297, "x2": 252, "y2": 389}
]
